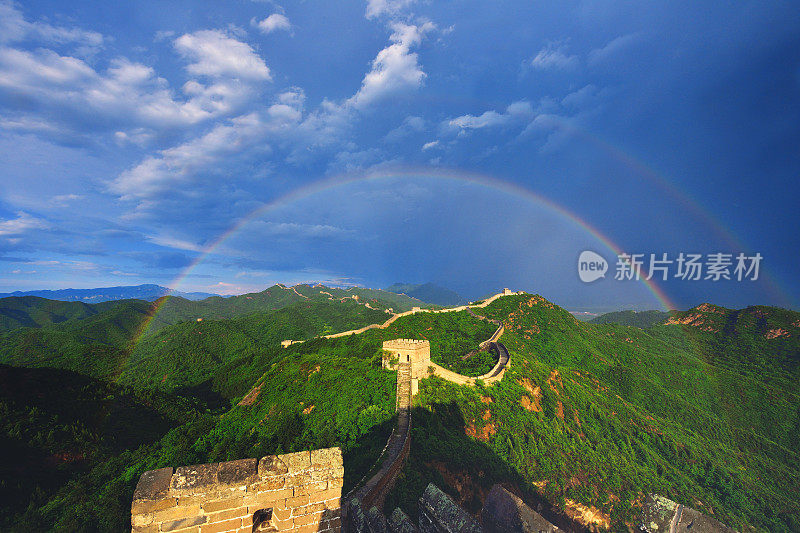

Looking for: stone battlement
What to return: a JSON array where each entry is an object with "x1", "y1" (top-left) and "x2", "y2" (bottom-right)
[
  {"x1": 382, "y1": 339, "x2": 431, "y2": 396},
  {"x1": 131, "y1": 448, "x2": 343, "y2": 533},
  {"x1": 382, "y1": 339, "x2": 430, "y2": 350}
]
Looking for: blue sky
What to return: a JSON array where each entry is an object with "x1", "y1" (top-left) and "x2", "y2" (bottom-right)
[{"x1": 0, "y1": 0, "x2": 798, "y2": 311}]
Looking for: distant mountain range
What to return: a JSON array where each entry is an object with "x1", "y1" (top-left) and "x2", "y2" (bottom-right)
[
  {"x1": 590, "y1": 309, "x2": 671, "y2": 328},
  {"x1": 0, "y1": 283, "x2": 432, "y2": 335},
  {"x1": 0, "y1": 284, "x2": 219, "y2": 303},
  {"x1": 385, "y1": 282, "x2": 466, "y2": 306}
]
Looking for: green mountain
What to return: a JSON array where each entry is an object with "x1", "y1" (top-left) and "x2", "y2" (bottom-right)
[
  {"x1": 144, "y1": 283, "x2": 431, "y2": 335},
  {"x1": 0, "y1": 291, "x2": 798, "y2": 531},
  {"x1": 385, "y1": 282, "x2": 466, "y2": 306},
  {"x1": 0, "y1": 296, "x2": 102, "y2": 331},
  {"x1": 120, "y1": 298, "x2": 390, "y2": 394},
  {"x1": 386, "y1": 295, "x2": 800, "y2": 532},
  {"x1": 0, "y1": 299, "x2": 155, "y2": 379},
  {"x1": 1, "y1": 334, "x2": 399, "y2": 531},
  {"x1": 0, "y1": 298, "x2": 388, "y2": 387},
  {"x1": 590, "y1": 309, "x2": 671, "y2": 328},
  {"x1": 0, "y1": 283, "x2": 429, "y2": 337}
]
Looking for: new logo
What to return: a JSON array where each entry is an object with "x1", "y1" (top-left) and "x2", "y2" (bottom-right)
[{"x1": 578, "y1": 251, "x2": 607, "y2": 283}]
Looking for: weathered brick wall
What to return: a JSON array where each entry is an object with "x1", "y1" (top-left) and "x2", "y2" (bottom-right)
[{"x1": 131, "y1": 448, "x2": 343, "y2": 533}]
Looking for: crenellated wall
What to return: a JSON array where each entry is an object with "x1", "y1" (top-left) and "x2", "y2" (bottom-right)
[{"x1": 131, "y1": 448, "x2": 343, "y2": 533}]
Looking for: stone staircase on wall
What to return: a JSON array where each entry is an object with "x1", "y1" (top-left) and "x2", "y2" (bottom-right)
[{"x1": 346, "y1": 362, "x2": 413, "y2": 529}]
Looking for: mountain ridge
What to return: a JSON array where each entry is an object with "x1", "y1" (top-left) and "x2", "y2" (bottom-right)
[
  {"x1": 0, "y1": 283, "x2": 219, "y2": 303},
  {"x1": 385, "y1": 282, "x2": 466, "y2": 306}
]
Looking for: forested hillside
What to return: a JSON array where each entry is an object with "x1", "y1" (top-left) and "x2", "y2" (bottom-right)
[
  {"x1": 0, "y1": 283, "x2": 432, "y2": 337},
  {"x1": 0, "y1": 296, "x2": 124, "y2": 332},
  {"x1": 0, "y1": 291, "x2": 797, "y2": 532},
  {"x1": 0, "y1": 298, "x2": 387, "y2": 386},
  {"x1": 386, "y1": 295, "x2": 800, "y2": 532}
]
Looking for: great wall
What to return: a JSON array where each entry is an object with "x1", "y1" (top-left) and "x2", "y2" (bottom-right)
[{"x1": 132, "y1": 288, "x2": 737, "y2": 533}]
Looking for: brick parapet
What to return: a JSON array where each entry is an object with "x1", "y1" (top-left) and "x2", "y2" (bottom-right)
[{"x1": 131, "y1": 448, "x2": 343, "y2": 533}]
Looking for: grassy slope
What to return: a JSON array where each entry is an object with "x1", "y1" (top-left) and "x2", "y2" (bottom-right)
[
  {"x1": 0, "y1": 301, "x2": 494, "y2": 531},
  {"x1": 292, "y1": 284, "x2": 433, "y2": 312},
  {"x1": 388, "y1": 294, "x2": 800, "y2": 532},
  {"x1": 0, "y1": 283, "x2": 431, "y2": 338},
  {"x1": 371, "y1": 310, "x2": 498, "y2": 376}
]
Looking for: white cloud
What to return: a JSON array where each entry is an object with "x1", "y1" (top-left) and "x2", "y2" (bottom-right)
[
  {"x1": 518, "y1": 113, "x2": 577, "y2": 153},
  {"x1": 0, "y1": 115, "x2": 62, "y2": 135},
  {"x1": 446, "y1": 100, "x2": 534, "y2": 131},
  {"x1": 154, "y1": 30, "x2": 175, "y2": 42},
  {"x1": 252, "y1": 14, "x2": 291, "y2": 34},
  {"x1": 174, "y1": 29, "x2": 271, "y2": 81},
  {"x1": 110, "y1": 112, "x2": 273, "y2": 200},
  {"x1": 109, "y1": 83, "x2": 353, "y2": 207},
  {"x1": 146, "y1": 234, "x2": 205, "y2": 252},
  {"x1": 0, "y1": 26, "x2": 272, "y2": 141},
  {"x1": 206, "y1": 281, "x2": 250, "y2": 295},
  {"x1": 365, "y1": 0, "x2": 416, "y2": 19},
  {"x1": 111, "y1": 270, "x2": 139, "y2": 276},
  {"x1": 561, "y1": 84, "x2": 598, "y2": 108},
  {"x1": 0, "y1": 1, "x2": 104, "y2": 52},
  {"x1": 384, "y1": 115, "x2": 425, "y2": 142},
  {"x1": 0, "y1": 211, "x2": 50, "y2": 236},
  {"x1": 422, "y1": 140, "x2": 439, "y2": 150},
  {"x1": 0, "y1": 50, "x2": 188, "y2": 131},
  {"x1": 328, "y1": 147, "x2": 386, "y2": 174},
  {"x1": 530, "y1": 42, "x2": 578, "y2": 70},
  {"x1": 348, "y1": 21, "x2": 434, "y2": 109},
  {"x1": 114, "y1": 128, "x2": 155, "y2": 147},
  {"x1": 250, "y1": 221, "x2": 355, "y2": 239},
  {"x1": 49, "y1": 194, "x2": 84, "y2": 207},
  {"x1": 588, "y1": 33, "x2": 641, "y2": 64}
]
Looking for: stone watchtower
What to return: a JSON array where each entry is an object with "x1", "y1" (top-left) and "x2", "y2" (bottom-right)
[{"x1": 382, "y1": 339, "x2": 430, "y2": 396}]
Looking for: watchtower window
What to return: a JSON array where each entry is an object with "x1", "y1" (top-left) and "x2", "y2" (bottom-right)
[{"x1": 253, "y1": 508, "x2": 277, "y2": 531}]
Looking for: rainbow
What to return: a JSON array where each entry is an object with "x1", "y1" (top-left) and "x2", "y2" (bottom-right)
[
  {"x1": 130, "y1": 167, "x2": 681, "y2": 349},
  {"x1": 539, "y1": 117, "x2": 791, "y2": 309}
]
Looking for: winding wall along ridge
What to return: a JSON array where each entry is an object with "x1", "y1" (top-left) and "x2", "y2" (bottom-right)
[{"x1": 284, "y1": 289, "x2": 522, "y2": 346}]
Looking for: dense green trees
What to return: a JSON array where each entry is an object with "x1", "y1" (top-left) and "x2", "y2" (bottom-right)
[
  {"x1": 0, "y1": 292, "x2": 798, "y2": 531},
  {"x1": 387, "y1": 295, "x2": 800, "y2": 531},
  {"x1": 365, "y1": 310, "x2": 499, "y2": 376}
]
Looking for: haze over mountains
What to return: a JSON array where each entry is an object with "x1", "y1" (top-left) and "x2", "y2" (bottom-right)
[
  {"x1": 0, "y1": 284, "x2": 218, "y2": 303},
  {"x1": 385, "y1": 282, "x2": 466, "y2": 306},
  {"x1": 590, "y1": 309, "x2": 672, "y2": 328}
]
